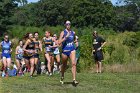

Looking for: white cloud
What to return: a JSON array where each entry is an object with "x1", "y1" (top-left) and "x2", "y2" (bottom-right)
[{"x1": 28, "y1": 0, "x2": 39, "y2": 3}]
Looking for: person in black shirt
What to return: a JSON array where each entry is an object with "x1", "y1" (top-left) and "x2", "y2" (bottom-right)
[{"x1": 92, "y1": 31, "x2": 106, "y2": 73}]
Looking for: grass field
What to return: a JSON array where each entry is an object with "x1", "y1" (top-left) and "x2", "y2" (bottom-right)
[{"x1": 0, "y1": 72, "x2": 140, "y2": 93}]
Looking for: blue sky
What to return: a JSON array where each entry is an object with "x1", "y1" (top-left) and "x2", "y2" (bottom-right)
[
  {"x1": 111, "y1": 0, "x2": 118, "y2": 5},
  {"x1": 28, "y1": 0, "x2": 118, "y2": 5}
]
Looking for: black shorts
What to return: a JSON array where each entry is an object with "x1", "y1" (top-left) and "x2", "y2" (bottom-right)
[
  {"x1": 23, "y1": 55, "x2": 34, "y2": 60},
  {"x1": 34, "y1": 54, "x2": 39, "y2": 58},
  {"x1": 93, "y1": 51, "x2": 103, "y2": 62}
]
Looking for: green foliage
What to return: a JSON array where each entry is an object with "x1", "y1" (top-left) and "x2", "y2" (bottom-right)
[
  {"x1": 12, "y1": 0, "x2": 140, "y2": 31},
  {"x1": 12, "y1": 0, "x2": 115, "y2": 28},
  {"x1": 7, "y1": 26, "x2": 140, "y2": 70},
  {"x1": 1, "y1": 0, "x2": 140, "y2": 33},
  {"x1": 0, "y1": 0, "x2": 17, "y2": 36},
  {"x1": 104, "y1": 43, "x2": 115, "y2": 56},
  {"x1": 123, "y1": 32, "x2": 140, "y2": 48}
]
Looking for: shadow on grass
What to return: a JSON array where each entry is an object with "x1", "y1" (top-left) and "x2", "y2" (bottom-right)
[{"x1": 64, "y1": 82, "x2": 79, "y2": 87}]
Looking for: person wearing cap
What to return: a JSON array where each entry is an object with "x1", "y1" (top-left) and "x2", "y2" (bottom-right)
[
  {"x1": 59, "y1": 20, "x2": 78, "y2": 85},
  {"x1": 92, "y1": 31, "x2": 106, "y2": 73}
]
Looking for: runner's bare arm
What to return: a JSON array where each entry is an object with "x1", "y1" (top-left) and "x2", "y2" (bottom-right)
[
  {"x1": 101, "y1": 42, "x2": 106, "y2": 48},
  {"x1": 39, "y1": 40, "x2": 43, "y2": 52},
  {"x1": 15, "y1": 46, "x2": 19, "y2": 55},
  {"x1": 23, "y1": 40, "x2": 29, "y2": 52},
  {"x1": 0, "y1": 42, "x2": 1, "y2": 48},
  {"x1": 10, "y1": 41, "x2": 12, "y2": 53},
  {"x1": 58, "y1": 31, "x2": 70, "y2": 45}
]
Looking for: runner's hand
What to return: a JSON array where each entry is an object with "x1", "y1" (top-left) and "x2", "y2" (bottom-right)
[
  {"x1": 92, "y1": 50, "x2": 95, "y2": 54},
  {"x1": 48, "y1": 45, "x2": 52, "y2": 48},
  {"x1": 66, "y1": 32, "x2": 70, "y2": 38},
  {"x1": 97, "y1": 47, "x2": 101, "y2": 51}
]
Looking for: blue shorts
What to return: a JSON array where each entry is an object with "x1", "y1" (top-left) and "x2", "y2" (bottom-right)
[
  {"x1": 2, "y1": 53, "x2": 11, "y2": 59},
  {"x1": 62, "y1": 47, "x2": 75, "y2": 57}
]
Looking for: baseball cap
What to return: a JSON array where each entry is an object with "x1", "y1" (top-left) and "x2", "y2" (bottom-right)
[{"x1": 65, "y1": 20, "x2": 71, "y2": 24}]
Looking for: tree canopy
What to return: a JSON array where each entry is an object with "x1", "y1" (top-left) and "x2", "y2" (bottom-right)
[
  {"x1": 0, "y1": 0, "x2": 140, "y2": 36},
  {"x1": 0, "y1": 0, "x2": 17, "y2": 35}
]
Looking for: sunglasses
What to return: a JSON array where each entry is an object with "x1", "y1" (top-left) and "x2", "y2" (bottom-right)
[{"x1": 66, "y1": 23, "x2": 71, "y2": 26}]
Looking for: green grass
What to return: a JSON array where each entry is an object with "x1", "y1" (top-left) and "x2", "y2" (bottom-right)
[{"x1": 1, "y1": 72, "x2": 140, "y2": 93}]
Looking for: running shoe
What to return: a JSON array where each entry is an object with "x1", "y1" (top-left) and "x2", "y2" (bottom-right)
[
  {"x1": 2, "y1": 72, "x2": 5, "y2": 77},
  {"x1": 30, "y1": 75, "x2": 33, "y2": 78},
  {"x1": 46, "y1": 71, "x2": 49, "y2": 75},
  {"x1": 60, "y1": 77, "x2": 64, "y2": 84},
  {"x1": 49, "y1": 72, "x2": 52, "y2": 76},
  {"x1": 73, "y1": 80, "x2": 79, "y2": 85}
]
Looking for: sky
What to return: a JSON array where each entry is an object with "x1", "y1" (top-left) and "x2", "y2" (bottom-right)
[
  {"x1": 27, "y1": 0, "x2": 118, "y2": 5},
  {"x1": 111, "y1": 0, "x2": 118, "y2": 5},
  {"x1": 28, "y1": 0, "x2": 39, "y2": 3}
]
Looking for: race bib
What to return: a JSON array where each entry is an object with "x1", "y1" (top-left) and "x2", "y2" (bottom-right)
[
  {"x1": 66, "y1": 42, "x2": 73, "y2": 47},
  {"x1": 4, "y1": 50, "x2": 10, "y2": 54},
  {"x1": 46, "y1": 47, "x2": 51, "y2": 51}
]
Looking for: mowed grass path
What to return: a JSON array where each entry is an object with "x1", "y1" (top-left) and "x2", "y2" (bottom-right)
[{"x1": 0, "y1": 73, "x2": 140, "y2": 93}]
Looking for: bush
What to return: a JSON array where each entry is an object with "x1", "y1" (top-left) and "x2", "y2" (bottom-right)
[
  {"x1": 4, "y1": 25, "x2": 140, "y2": 72},
  {"x1": 123, "y1": 32, "x2": 140, "y2": 48}
]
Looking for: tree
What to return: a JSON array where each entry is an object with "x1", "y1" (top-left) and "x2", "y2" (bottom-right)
[
  {"x1": 115, "y1": 0, "x2": 140, "y2": 31},
  {"x1": 12, "y1": 0, "x2": 115, "y2": 28},
  {"x1": 0, "y1": 0, "x2": 17, "y2": 36},
  {"x1": 16, "y1": 0, "x2": 28, "y2": 6}
]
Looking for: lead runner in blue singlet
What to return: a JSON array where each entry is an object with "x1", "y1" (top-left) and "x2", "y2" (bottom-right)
[
  {"x1": 0, "y1": 34, "x2": 12, "y2": 77},
  {"x1": 59, "y1": 21, "x2": 78, "y2": 85}
]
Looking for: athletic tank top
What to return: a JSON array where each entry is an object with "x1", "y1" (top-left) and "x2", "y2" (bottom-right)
[
  {"x1": 53, "y1": 42, "x2": 60, "y2": 54},
  {"x1": 24, "y1": 40, "x2": 35, "y2": 56},
  {"x1": 44, "y1": 37, "x2": 53, "y2": 52},
  {"x1": 1, "y1": 41, "x2": 11, "y2": 54},
  {"x1": 17, "y1": 46, "x2": 23, "y2": 59},
  {"x1": 62, "y1": 29, "x2": 75, "y2": 50},
  {"x1": 26, "y1": 41, "x2": 35, "y2": 50},
  {"x1": 17, "y1": 46, "x2": 23, "y2": 54},
  {"x1": 34, "y1": 40, "x2": 39, "y2": 49},
  {"x1": 34, "y1": 40, "x2": 40, "y2": 54}
]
